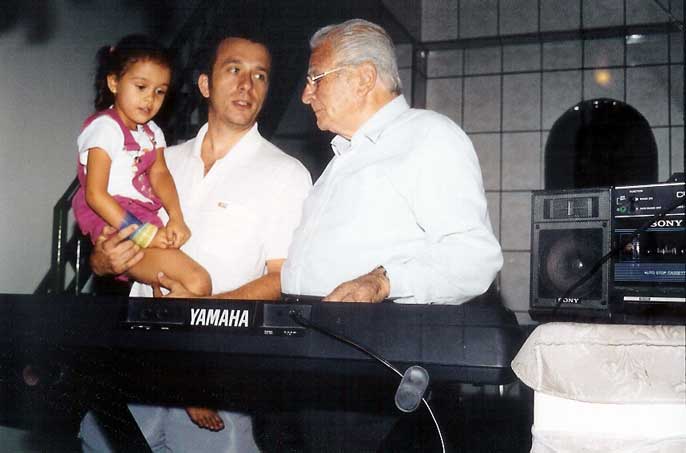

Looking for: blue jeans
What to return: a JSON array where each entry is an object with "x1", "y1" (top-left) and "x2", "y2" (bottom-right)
[{"x1": 79, "y1": 404, "x2": 260, "y2": 453}]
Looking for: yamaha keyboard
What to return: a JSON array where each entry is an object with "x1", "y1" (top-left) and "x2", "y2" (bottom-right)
[{"x1": 0, "y1": 293, "x2": 521, "y2": 407}]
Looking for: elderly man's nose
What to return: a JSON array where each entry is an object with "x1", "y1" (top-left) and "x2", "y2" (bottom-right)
[{"x1": 301, "y1": 83, "x2": 315, "y2": 104}]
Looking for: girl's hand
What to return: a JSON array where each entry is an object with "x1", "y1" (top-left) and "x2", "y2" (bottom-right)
[
  {"x1": 165, "y1": 218, "x2": 191, "y2": 248},
  {"x1": 149, "y1": 227, "x2": 170, "y2": 249}
]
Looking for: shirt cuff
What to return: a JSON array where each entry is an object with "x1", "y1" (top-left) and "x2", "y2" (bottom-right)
[{"x1": 381, "y1": 258, "x2": 415, "y2": 301}]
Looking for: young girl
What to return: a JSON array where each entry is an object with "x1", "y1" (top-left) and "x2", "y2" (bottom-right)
[{"x1": 72, "y1": 34, "x2": 211, "y2": 296}]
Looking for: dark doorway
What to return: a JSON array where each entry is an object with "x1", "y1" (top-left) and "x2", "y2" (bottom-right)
[{"x1": 545, "y1": 98, "x2": 658, "y2": 189}]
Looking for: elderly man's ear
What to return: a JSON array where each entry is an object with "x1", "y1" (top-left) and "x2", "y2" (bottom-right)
[
  {"x1": 355, "y1": 62, "x2": 378, "y2": 96},
  {"x1": 198, "y1": 74, "x2": 210, "y2": 99}
]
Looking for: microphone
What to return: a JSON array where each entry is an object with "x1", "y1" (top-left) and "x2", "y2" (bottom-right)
[{"x1": 394, "y1": 365, "x2": 429, "y2": 413}]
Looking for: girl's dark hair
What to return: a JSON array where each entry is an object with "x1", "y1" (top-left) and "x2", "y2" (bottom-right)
[{"x1": 93, "y1": 34, "x2": 173, "y2": 111}]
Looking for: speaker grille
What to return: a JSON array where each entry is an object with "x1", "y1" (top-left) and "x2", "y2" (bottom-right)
[{"x1": 537, "y1": 228, "x2": 604, "y2": 299}]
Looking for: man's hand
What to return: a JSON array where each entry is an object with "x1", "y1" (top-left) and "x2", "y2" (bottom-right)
[
  {"x1": 151, "y1": 272, "x2": 196, "y2": 298},
  {"x1": 323, "y1": 267, "x2": 390, "y2": 303},
  {"x1": 185, "y1": 407, "x2": 224, "y2": 431},
  {"x1": 89, "y1": 225, "x2": 144, "y2": 276}
]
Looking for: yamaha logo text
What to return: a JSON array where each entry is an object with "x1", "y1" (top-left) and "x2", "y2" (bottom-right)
[{"x1": 190, "y1": 308, "x2": 250, "y2": 327}]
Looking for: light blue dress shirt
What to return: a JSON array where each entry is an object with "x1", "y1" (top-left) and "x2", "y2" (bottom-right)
[{"x1": 282, "y1": 95, "x2": 503, "y2": 304}]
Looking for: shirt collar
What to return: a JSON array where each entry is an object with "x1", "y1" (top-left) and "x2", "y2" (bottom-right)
[
  {"x1": 192, "y1": 122, "x2": 260, "y2": 159},
  {"x1": 192, "y1": 123, "x2": 209, "y2": 158},
  {"x1": 330, "y1": 95, "x2": 409, "y2": 156}
]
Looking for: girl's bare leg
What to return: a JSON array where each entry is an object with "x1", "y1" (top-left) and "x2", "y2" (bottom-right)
[{"x1": 127, "y1": 248, "x2": 212, "y2": 296}]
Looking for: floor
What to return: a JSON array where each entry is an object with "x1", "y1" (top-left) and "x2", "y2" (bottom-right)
[{"x1": 0, "y1": 380, "x2": 533, "y2": 452}]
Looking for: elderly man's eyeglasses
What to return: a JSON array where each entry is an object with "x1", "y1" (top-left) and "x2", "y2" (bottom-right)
[{"x1": 306, "y1": 67, "x2": 345, "y2": 86}]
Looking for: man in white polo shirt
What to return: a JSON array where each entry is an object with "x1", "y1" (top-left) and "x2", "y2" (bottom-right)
[{"x1": 82, "y1": 33, "x2": 311, "y2": 453}]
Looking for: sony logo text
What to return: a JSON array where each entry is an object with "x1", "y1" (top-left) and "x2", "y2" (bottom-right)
[
  {"x1": 557, "y1": 297, "x2": 581, "y2": 304},
  {"x1": 650, "y1": 219, "x2": 683, "y2": 228}
]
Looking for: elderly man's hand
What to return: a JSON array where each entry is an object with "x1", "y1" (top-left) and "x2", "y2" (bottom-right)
[
  {"x1": 323, "y1": 267, "x2": 390, "y2": 303},
  {"x1": 89, "y1": 225, "x2": 144, "y2": 276}
]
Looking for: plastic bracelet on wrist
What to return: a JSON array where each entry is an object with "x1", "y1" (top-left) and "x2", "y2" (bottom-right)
[
  {"x1": 119, "y1": 212, "x2": 157, "y2": 248},
  {"x1": 120, "y1": 212, "x2": 143, "y2": 238},
  {"x1": 130, "y1": 223, "x2": 158, "y2": 248}
]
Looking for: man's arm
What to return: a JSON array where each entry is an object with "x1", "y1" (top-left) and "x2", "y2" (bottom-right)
[
  {"x1": 154, "y1": 259, "x2": 285, "y2": 301},
  {"x1": 215, "y1": 258, "x2": 284, "y2": 300},
  {"x1": 89, "y1": 225, "x2": 144, "y2": 276}
]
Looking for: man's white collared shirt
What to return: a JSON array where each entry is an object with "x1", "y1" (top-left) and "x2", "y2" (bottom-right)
[{"x1": 131, "y1": 123, "x2": 312, "y2": 296}]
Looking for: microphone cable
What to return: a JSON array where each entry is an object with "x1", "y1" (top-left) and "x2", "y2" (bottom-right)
[
  {"x1": 289, "y1": 309, "x2": 446, "y2": 453},
  {"x1": 552, "y1": 194, "x2": 685, "y2": 316}
]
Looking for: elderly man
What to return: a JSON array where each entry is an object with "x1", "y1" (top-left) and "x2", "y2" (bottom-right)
[
  {"x1": 278, "y1": 18, "x2": 503, "y2": 451},
  {"x1": 281, "y1": 19, "x2": 502, "y2": 305},
  {"x1": 81, "y1": 32, "x2": 312, "y2": 453}
]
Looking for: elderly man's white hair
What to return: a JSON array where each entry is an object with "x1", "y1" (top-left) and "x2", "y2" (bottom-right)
[{"x1": 310, "y1": 18, "x2": 402, "y2": 94}]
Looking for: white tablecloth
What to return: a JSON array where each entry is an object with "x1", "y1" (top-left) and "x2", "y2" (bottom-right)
[{"x1": 512, "y1": 322, "x2": 686, "y2": 453}]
